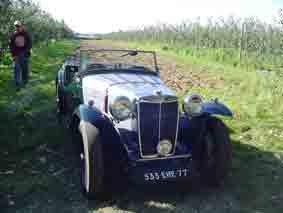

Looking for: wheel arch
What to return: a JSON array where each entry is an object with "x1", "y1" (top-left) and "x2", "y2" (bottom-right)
[
  {"x1": 72, "y1": 104, "x2": 127, "y2": 160},
  {"x1": 193, "y1": 115, "x2": 232, "y2": 184},
  {"x1": 72, "y1": 104, "x2": 106, "y2": 130},
  {"x1": 201, "y1": 101, "x2": 233, "y2": 117}
]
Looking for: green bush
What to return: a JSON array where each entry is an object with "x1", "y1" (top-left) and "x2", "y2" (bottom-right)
[{"x1": 1, "y1": 53, "x2": 12, "y2": 66}]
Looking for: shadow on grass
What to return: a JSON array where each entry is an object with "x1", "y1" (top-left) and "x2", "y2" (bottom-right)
[{"x1": 1, "y1": 133, "x2": 283, "y2": 213}]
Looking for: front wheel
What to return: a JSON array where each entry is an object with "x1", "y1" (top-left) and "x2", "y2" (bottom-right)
[
  {"x1": 78, "y1": 121, "x2": 106, "y2": 199},
  {"x1": 199, "y1": 117, "x2": 232, "y2": 185}
]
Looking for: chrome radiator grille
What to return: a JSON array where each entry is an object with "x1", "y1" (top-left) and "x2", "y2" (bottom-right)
[{"x1": 137, "y1": 99, "x2": 179, "y2": 158}]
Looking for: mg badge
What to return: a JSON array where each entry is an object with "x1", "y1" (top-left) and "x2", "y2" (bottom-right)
[{"x1": 155, "y1": 90, "x2": 162, "y2": 96}]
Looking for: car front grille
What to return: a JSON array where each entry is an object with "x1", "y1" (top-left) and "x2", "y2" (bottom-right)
[{"x1": 137, "y1": 99, "x2": 179, "y2": 157}]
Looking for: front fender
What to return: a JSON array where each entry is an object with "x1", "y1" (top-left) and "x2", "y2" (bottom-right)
[
  {"x1": 74, "y1": 104, "x2": 106, "y2": 129},
  {"x1": 201, "y1": 101, "x2": 233, "y2": 117},
  {"x1": 74, "y1": 104, "x2": 128, "y2": 163}
]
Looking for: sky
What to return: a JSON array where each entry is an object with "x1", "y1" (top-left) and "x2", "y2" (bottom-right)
[{"x1": 34, "y1": 0, "x2": 283, "y2": 34}]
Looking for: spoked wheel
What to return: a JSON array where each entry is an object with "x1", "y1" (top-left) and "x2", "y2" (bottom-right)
[
  {"x1": 55, "y1": 80, "x2": 72, "y2": 128},
  {"x1": 199, "y1": 117, "x2": 232, "y2": 185},
  {"x1": 55, "y1": 80, "x2": 66, "y2": 125},
  {"x1": 78, "y1": 121, "x2": 107, "y2": 200},
  {"x1": 55, "y1": 80, "x2": 64, "y2": 115}
]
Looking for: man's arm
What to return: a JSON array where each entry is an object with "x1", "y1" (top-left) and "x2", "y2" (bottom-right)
[{"x1": 8, "y1": 34, "x2": 16, "y2": 58}]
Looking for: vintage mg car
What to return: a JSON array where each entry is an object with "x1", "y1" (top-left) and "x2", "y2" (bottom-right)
[{"x1": 56, "y1": 49, "x2": 233, "y2": 199}]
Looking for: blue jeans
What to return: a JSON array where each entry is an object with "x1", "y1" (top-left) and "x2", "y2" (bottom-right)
[{"x1": 14, "y1": 54, "x2": 29, "y2": 85}]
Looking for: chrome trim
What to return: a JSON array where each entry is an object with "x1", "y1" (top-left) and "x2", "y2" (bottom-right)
[
  {"x1": 137, "y1": 99, "x2": 179, "y2": 158},
  {"x1": 141, "y1": 94, "x2": 176, "y2": 101},
  {"x1": 161, "y1": 101, "x2": 179, "y2": 156},
  {"x1": 137, "y1": 101, "x2": 146, "y2": 157},
  {"x1": 139, "y1": 98, "x2": 178, "y2": 104},
  {"x1": 136, "y1": 154, "x2": 192, "y2": 162},
  {"x1": 173, "y1": 103, "x2": 180, "y2": 155},
  {"x1": 158, "y1": 102, "x2": 161, "y2": 148},
  {"x1": 109, "y1": 81, "x2": 160, "y2": 87},
  {"x1": 137, "y1": 101, "x2": 158, "y2": 158}
]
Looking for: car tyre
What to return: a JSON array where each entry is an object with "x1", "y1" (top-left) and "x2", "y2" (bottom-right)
[
  {"x1": 78, "y1": 121, "x2": 107, "y2": 200},
  {"x1": 199, "y1": 117, "x2": 232, "y2": 185},
  {"x1": 56, "y1": 79, "x2": 72, "y2": 127},
  {"x1": 56, "y1": 79, "x2": 64, "y2": 114}
]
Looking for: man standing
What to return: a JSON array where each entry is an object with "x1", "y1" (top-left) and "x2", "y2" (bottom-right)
[{"x1": 9, "y1": 20, "x2": 32, "y2": 86}]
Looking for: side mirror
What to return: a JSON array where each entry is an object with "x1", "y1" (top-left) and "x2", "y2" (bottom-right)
[{"x1": 129, "y1": 51, "x2": 138, "y2": 56}]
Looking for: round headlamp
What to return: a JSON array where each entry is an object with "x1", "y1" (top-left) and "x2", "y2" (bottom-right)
[
  {"x1": 183, "y1": 94, "x2": 203, "y2": 116},
  {"x1": 157, "y1": 140, "x2": 173, "y2": 156},
  {"x1": 109, "y1": 96, "x2": 133, "y2": 121}
]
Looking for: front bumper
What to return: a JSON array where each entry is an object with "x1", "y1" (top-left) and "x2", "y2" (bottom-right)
[{"x1": 127, "y1": 156, "x2": 193, "y2": 184}]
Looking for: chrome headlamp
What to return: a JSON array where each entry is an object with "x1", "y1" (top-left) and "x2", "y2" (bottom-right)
[
  {"x1": 157, "y1": 140, "x2": 173, "y2": 156},
  {"x1": 109, "y1": 96, "x2": 133, "y2": 121},
  {"x1": 183, "y1": 94, "x2": 203, "y2": 116}
]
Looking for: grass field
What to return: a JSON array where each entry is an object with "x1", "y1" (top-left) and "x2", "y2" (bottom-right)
[{"x1": 0, "y1": 39, "x2": 283, "y2": 213}]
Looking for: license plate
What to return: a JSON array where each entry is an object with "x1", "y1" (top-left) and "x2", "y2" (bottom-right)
[{"x1": 144, "y1": 169, "x2": 189, "y2": 181}]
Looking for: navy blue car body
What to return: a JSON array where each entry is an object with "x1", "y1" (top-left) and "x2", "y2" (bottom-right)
[{"x1": 56, "y1": 49, "x2": 232, "y2": 199}]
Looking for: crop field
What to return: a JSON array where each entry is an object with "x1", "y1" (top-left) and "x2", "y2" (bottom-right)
[{"x1": 0, "y1": 38, "x2": 282, "y2": 213}]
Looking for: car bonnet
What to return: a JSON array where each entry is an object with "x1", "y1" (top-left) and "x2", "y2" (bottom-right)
[{"x1": 82, "y1": 73, "x2": 176, "y2": 110}]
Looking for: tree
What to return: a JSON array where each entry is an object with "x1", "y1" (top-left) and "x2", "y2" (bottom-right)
[{"x1": 0, "y1": 0, "x2": 13, "y2": 49}]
